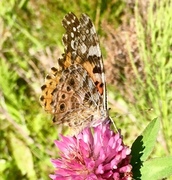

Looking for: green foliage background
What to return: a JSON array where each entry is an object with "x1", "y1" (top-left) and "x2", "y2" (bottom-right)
[{"x1": 0, "y1": 0, "x2": 172, "y2": 179}]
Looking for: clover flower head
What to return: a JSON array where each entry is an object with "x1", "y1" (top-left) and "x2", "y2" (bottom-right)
[{"x1": 50, "y1": 123, "x2": 132, "y2": 180}]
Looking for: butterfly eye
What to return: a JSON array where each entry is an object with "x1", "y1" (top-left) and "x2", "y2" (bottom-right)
[{"x1": 59, "y1": 103, "x2": 66, "y2": 112}]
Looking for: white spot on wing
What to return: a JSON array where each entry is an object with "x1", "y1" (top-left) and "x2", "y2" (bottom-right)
[
  {"x1": 71, "y1": 32, "x2": 74, "y2": 38},
  {"x1": 80, "y1": 43, "x2": 87, "y2": 54},
  {"x1": 86, "y1": 29, "x2": 89, "y2": 34},
  {"x1": 73, "y1": 27, "x2": 76, "y2": 31},
  {"x1": 90, "y1": 26, "x2": 96, "y2": 35},
  {"x1": 71, "y1": 40, "x2": 76, "y2": 50},
  {"x1": 87, "y1": 45, "x2": 101, "y2": 57}
]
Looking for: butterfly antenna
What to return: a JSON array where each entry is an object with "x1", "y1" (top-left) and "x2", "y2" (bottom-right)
[{"x1": 109, "y1": 116, "x2": 118, "y2": 132}]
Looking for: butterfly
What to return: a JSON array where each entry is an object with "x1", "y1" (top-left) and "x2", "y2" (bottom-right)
[{"x1": 40, "y1": 12, "x2": 109, "y2": 133}]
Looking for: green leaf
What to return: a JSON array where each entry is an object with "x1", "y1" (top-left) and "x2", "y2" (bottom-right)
[
  {"x1": 131, "y1": 118, "x2": 160, "y2": 161},
  {"x1": 9, "y1": 132, "x2": 37, "y2": 179},
  {"x1": 141, "y1": 156, "x2": 172, "y2": 180},
  {"x1": 140, "y1": 118, "x2": 160, "y2": 161},
  {"x1": 131, "y1": 118, "x2": 160, "y2": 179}
]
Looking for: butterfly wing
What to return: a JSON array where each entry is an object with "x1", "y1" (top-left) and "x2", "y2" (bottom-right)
[
  {"x1": 62, "y1": 13, "x2": 107, "y2": 106},
  {"x1": 40, "y1": 13, "x2": 108, "y2": 132}
]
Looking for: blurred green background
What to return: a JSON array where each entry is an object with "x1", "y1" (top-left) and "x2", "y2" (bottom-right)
[{"x1": 0, "y1": 0, "x2": 172, "y2": 179}]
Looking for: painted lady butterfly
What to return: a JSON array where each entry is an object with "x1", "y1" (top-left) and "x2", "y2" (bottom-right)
[{"x1": 40, "y1": 12, "x2": 109, "y2": 133}]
